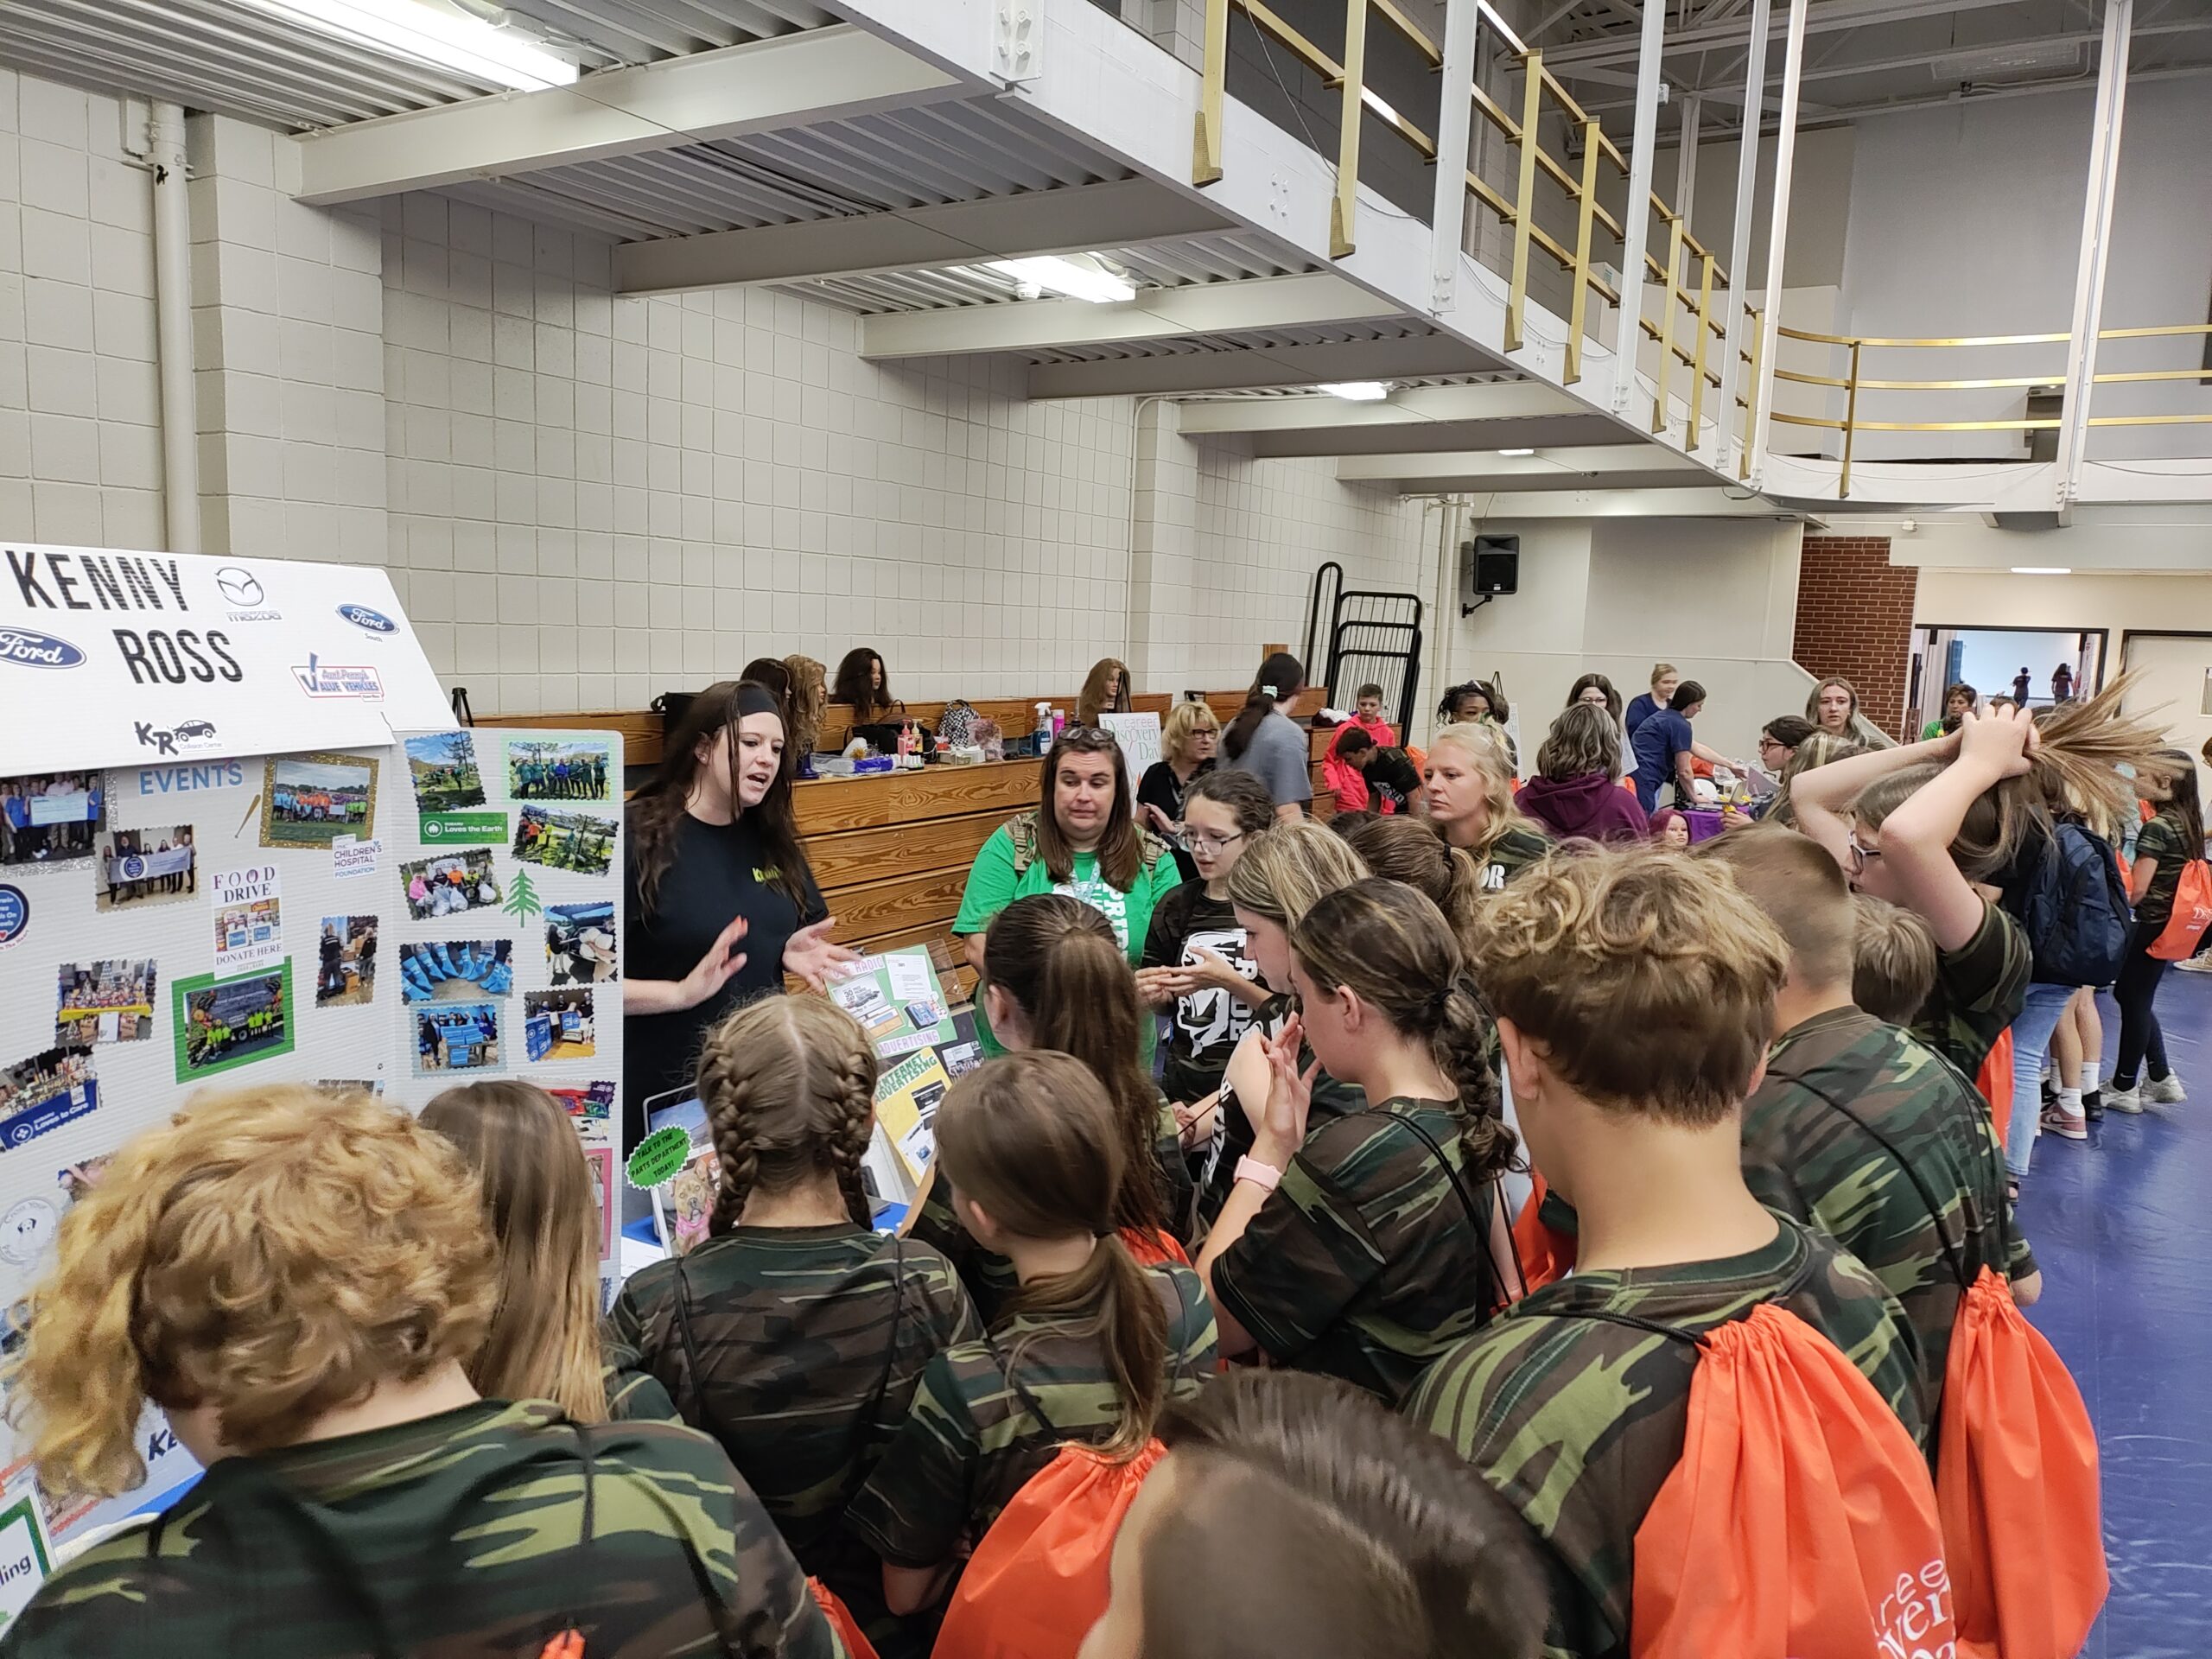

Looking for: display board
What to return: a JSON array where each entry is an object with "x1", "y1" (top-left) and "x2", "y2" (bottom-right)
[
  {"x1": 0, "y1": 550, "x2": 625, "y2": 1550},
  {"x1": 1099, "y1": 711, "x2": 1162, "y2": 786}
]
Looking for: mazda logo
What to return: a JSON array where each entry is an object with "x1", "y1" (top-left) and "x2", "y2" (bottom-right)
[{"x1": 216, "y1": 568, "x2": 263, "y2": 606}]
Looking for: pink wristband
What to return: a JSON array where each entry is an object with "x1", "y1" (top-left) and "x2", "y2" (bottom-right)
[{"x1": 1234, "y1": 1156, "x2": 1283, "y2": 1195}]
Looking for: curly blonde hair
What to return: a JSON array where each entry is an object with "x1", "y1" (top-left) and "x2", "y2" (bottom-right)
[
  {"x1": 5, "y1": 1084, "x2": 496, "y2": 1499},
  {"x1": 696, "y1": 995, "x2": 879, "y2": 1234}
]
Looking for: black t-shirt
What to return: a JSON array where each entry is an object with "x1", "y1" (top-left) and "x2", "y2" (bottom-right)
[
  {"x1": 1141, "y1": 884, "x2": 1262, "y2": 1105},
  {"x1": 1137, "y1": 759, "x2": 1212, "y2": 826},
  {"x1": 623, "y1": 809, "x2": 825, "y2": 1147},
  {"x1": 1362, "y1": 747, "x2": 1423, "y2": 810}
]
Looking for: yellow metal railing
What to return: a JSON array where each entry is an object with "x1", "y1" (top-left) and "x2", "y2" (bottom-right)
[
  {"x1": 1192, "y1": 0, "x2": 1738, "y2": 405},
  {"x1": 1767, "y1": 324, "x2": 2212, "y2": 496}
]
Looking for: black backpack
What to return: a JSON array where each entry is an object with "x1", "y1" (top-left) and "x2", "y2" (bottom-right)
[{"x1": 2017, "y1": 819, "x2": 2130, "y2": 986}]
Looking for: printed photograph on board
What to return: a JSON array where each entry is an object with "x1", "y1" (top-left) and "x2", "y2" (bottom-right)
[
  {"x1": 512, "y1": 806, "x2": 615, "y2": 877},
  {"x1": 260, "y1": 753, "x2": 378, "y2": 849},
  {"x1": 312, "y1": 1080, "x2": 387, "y2": 1099},
  {"x1": 414, "y1": 1001, "x2": 501, "y2": 1076},
  {"x1": 549, "y1": 1080, "x2": 616, "y2": 1128},
  {"x1": 314, "y1": 915, "x2": 379, "y2": 1008},
  {"x1": 1, "y1": 772, "x2": 105, "y2": 868},
  {"x1": 404, "y1": 731, "x2": 486, "y2": 814},
  {"x1": 212, "y1": 892, "x2": 283, "y2": 974},
  {"x1": 505, "y1": 737, "x2": 613, "y2": 803},
  {"x1": 398, "y1": 939, "x2": 514, "y2": 1002},
  {"x1": 54, "y1": 960, "x2": 157, "y2": 1046},
  {"x1": 524, "y1": 988, "x2": 595, "y2": 1062},
  {"x1": 545, "y1": 901, "x2": 618, "y2": 986},
  {"x1": 400, "y1": 849, "x2": 503, "y2": 920},
  {"x1": 55, "y1": 1152, "x2": 115, "y2": 1219},
  {"x1": 0, "y1": 1046, "x2": 99, "y2": 1152},
  {"x1": 172, "y1": 963, "x2": 294, "y2": 1083},
  {"x1": 94, "y1": 825, "x2": 195, "y2": 911}
]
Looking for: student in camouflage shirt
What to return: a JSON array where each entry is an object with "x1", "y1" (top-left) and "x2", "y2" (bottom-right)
[
  {"x1": 1710, "y1": 831, "x2": 2041, "y2": 1427},
  {"x1": 0, "y1": 1084, "x2": 841, "y2": 1659},
  {"x1": 1199, "y1": 881, "x2": 1517, "y2": 1404},
  {"x1": 849, "y1": 1055, "x2": 1218, "y2": 1611},
  {"x1": 1410, "y1": 848, "x2": 1928, "y2": 1659},
  {"x1": 604, "y1": 996, "x2": 979, "y2": 1654}
]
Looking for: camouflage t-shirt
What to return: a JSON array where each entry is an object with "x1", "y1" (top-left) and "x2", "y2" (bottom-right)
[
  {"x1": 1407, "y1": 1217, "x2": 1925, "y2": 1659},
  {"x1": 1910, "y1": 894, "x2": 2030, "y2": 1081},
  {"x1": 1744, "y1": 1007, "x2": 2037, "y2": 1423},
  {"x1": 846, "y1": 1262, "x2": 1217, "y2": 1569},
  {"x1": 2133, "y1": 807, "x2": 2192, "y2": 926},
  {"x1": 0, "y1": 1399, "x2": 842, "y2": 1659},
  {"x1": 1210, "y1": 1096, "x2": 1501, "y2": 1403},
  {"x1": 602, "y1": 1224, "x2": 980, "y2": 1571},
  {"x1": 1480, "y1": 823, "x2": 1553, "y2": 891}
]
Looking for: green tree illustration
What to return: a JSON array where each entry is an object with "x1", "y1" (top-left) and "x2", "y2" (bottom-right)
[{"x1": 501, "y1": 867, "x2": 543, "y2": 922}]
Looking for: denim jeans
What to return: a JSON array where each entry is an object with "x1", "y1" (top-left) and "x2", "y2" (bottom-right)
[{"x1": 2006, "y1": 981, "x2": 2080, "y2": 1179}]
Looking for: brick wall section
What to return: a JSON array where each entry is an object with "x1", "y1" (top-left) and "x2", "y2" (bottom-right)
[{"x1": 1792, "y1": 536, "x2": 1915, "y2": 740}]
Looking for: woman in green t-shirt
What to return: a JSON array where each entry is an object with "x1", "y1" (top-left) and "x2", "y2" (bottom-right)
[{"x1": 952, "y1": 727, "x2": 1181, "y2": 1056}]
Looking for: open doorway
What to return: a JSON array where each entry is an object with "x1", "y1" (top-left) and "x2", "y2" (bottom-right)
[
  {"x1": 1909, "y1": 625, "x2": 2107, "y2": 734},
  {"x1": 2118, "y1": 631, "x2": 2212, "y2": 804}
]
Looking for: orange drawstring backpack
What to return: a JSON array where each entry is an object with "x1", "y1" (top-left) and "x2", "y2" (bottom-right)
[
  {"x1": 1565, "y1": 1302, "x2": 1955, "y2": 1659},
  {"x1": 1974, "y1": 1027, "x2": 2014, "y2": 1149},
  {"x1": 1512, "y1": 1169, "x2": 1578, "y2": 1294},
  {"x1": 807, "y1": 1580, "x2": 882, "y2": 1659},
  {"x1": 2148, "y1": 858, "x2": 2212, "y2": 960},
  {"x1": 1808, "y1": 1084, "x2": 2107, "y2": 1659}
]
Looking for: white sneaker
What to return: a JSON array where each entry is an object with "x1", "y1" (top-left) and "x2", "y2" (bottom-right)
[
  {"x1": 2104, "y1": 1084, "x2": 2145, "y2": 1115},
  {"x1": 2176, "y1": 954, "x2": 2212, "y2": 974},
  {"x1": 2147, "y1": 1074, "x2": 2188, "y2": 1104}
]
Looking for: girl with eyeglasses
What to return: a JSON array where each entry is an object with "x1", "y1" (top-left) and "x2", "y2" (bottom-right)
[{"x1": 1139, "y1": 770, "x2": 1279, "y2": 1122}]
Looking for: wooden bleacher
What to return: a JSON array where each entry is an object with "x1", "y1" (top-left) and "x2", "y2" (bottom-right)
[{"x1": 480, "y1": 683, "x2": 1343, "y2": 1004}]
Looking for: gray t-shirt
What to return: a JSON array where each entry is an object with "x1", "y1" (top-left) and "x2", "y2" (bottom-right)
[{"x1": 1227, "y1": 709, "x2": 1313, "y2": 808}]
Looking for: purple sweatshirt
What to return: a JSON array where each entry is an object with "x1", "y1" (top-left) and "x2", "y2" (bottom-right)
[{"x1": 1516, "y1": 770, "x2": 1650, "y2": 843}]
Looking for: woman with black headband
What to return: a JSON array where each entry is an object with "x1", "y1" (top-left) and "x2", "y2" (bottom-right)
[{"x1": 622, "y1": 679, "x2": 857, "y2": 1149}]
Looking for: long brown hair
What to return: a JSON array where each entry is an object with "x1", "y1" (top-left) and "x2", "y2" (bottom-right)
[
  {"x1": 1035, "y1": 725, "x2": 1144, "y2": 888},
  {"x1": 629, "y1": 679, "x2": 811, "y2": 918},
  {"x1": 832, "y1": 647, "x2": 893, "y2": 724},
  {"x1": 937, "y1": 1053, "x2": 1170, "y2": 1458},
  {"x1": 694, "y1": 995, "x2": 878, "y2": 1234},
  {"x1": 1851, "y1": 677, "x2": 2177, "y2": 879},
  {"x1": 985, "y1": 895, "x2": 1167, "y2": 1239},
  {"x1": 1224, "y1": 651, "x2": 1304, "y2": 761},
  {"x1": 784, "y1": 654, "x2": 828, "y2": 758},
  {"x1": 421, "y1": 1081, "x2": 607, "y2": 1422},
  {"x1": 1535, "y1": 702, "x2": 1622, "y2": 783},
  {"x1": 1342, "y1": 814, "x2": 1484, "y2": 948},
  {"x1": 2152, "y1": 746, "x2": 2207, "y2": 855},
  {"x1": 1078, "y1": 658, "x2": 1133, "y2": 726},
  {"x1": 1288, "y1": 879, "x2": 1513, "y2": 1178}
]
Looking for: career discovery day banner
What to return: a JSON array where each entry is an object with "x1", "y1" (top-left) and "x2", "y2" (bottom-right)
[{"x1": 0, "y1": 544, "x2": 451, "y2": 775}]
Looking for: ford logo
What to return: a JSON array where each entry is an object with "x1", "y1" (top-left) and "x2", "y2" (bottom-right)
[
  {"x1": 338, "y1": 605, "x2": 397, "y2": 634},
  {"x1": 0, "y1": 628, "x2": 86, "y2": 670}
]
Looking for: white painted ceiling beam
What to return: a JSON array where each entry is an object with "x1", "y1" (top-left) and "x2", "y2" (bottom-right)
[
  {"x1": 1173, "y1": 381, "x2": 1582, "y2": 434},
  {"x1": 292, "y1": 25, "x2": 967, "y2": 205},
  {"x1": 614, "y1": 177, "x2": 1231, "y2": 294},
  {"x1": 1433, "y1": 488, "x2": 1805, "y2": 518},
  {"x1": 1338, "y1": 446, "x2": 1708, "y2": 486},
  {"x1": 859, "y1": 273, "x2": 1406, "y2": 359},
  {"x1": 1026, "y1": 336, "x2": 1503, "y2": 399}
]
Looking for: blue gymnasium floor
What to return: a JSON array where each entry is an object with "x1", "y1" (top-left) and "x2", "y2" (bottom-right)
[{"x1": 2018, "y1": 969, "x2": 2212, "y2": 1657}]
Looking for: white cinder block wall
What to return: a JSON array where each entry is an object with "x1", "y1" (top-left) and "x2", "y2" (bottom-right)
[{"x1": 1, "y1": 67, "x2": 1431, "y2": 716}]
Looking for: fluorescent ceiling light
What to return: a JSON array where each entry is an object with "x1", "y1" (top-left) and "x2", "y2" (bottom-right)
[
  {"x1": 238, "y1": 0, "x2": 579, "y2": 90},
  {"x1": 1497, "y1": 447, "x2": 1536, "y2": 457},
  {"x1": 1319, "y1": 381, "x2": 1391, "y2": 402},
  {"x1": 986, "y1": 255, "x2": 1136, "y2": 304},
  {"x1": 2011, "y1": 566, "x2": 2073, "y2": 575}
]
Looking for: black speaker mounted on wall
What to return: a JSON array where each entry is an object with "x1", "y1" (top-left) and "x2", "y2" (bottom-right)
[{"x1": 1460, "y1": 533, "x2": 1519, "y2": 615}]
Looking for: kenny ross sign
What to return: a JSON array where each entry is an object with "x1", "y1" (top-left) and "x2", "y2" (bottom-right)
[{"x1": 0, "y1": 545, "x2": 450, "y2": 775}]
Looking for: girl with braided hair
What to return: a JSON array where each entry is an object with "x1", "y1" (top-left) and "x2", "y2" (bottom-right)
[
  {"x1": 1197, "y1": 878, "x2": 1522, "y2": 1404},
  {"x1": 604, "y1": 995, "x2": 979, "y2": 1655}
]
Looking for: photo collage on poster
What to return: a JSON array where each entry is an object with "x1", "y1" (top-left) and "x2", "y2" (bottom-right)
[{"x1": 0, "y1": 727, "x2": 625, "y2": 1402}]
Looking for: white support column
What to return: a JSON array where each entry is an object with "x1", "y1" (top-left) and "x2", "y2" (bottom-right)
[
  {"x1": 2055, "y1": 0, "x2": 2134, "y2": 503},
  {"x1": 1611, "y1": 0, "x2": 1669, "y2": 415},
  {"x1": 1429, "y1": 0, "x2": 1480, "y2": 314},
  {"x1": 1673, "y1": 92, "x2": 1700, "y2": 226},
  {"x1": 1716, "y1": 0, "x2": 1770, "y2": 472},
  {"x1": 1745, "y1": 0, "x2": 1810, "y2": 493}
]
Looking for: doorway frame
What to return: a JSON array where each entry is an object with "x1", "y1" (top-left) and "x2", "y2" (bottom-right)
[
  {"x1": 1910, "y1": 622, "x2": 2110, "y2": 728},
  {"x1": 2118, "y1": 628, "x2": 2212, "y2": 720}
]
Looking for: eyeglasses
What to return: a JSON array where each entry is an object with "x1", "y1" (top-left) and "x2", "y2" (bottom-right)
[
  {"x1": 1187, "y1": 830, "x2": 1247, "y2": 853},
  {"x1": 1847, "y1": 832, "x2": 1883, "y2": 877}
]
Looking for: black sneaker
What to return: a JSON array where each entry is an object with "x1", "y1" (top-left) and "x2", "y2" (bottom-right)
[{"x1": 2083, "y1": 1090, "x2": 2105, "y2": 1122}]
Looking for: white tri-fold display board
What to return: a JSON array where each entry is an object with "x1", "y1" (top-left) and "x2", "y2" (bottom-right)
[{"x1": 0, "y1": 544, "x2": 625, "y2": 1549}]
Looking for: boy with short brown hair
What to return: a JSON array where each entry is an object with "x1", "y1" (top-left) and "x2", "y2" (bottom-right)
[
  {"x1": 1705, "y1": 830, "x2": 2039, "y2": 1425},
  {"x1": 1409, "y1": 846, "x2": 1924, "y2": 1659},
  {"x1": 1852, "y1": 892, "x2": 1939, "y2": 1024}
]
